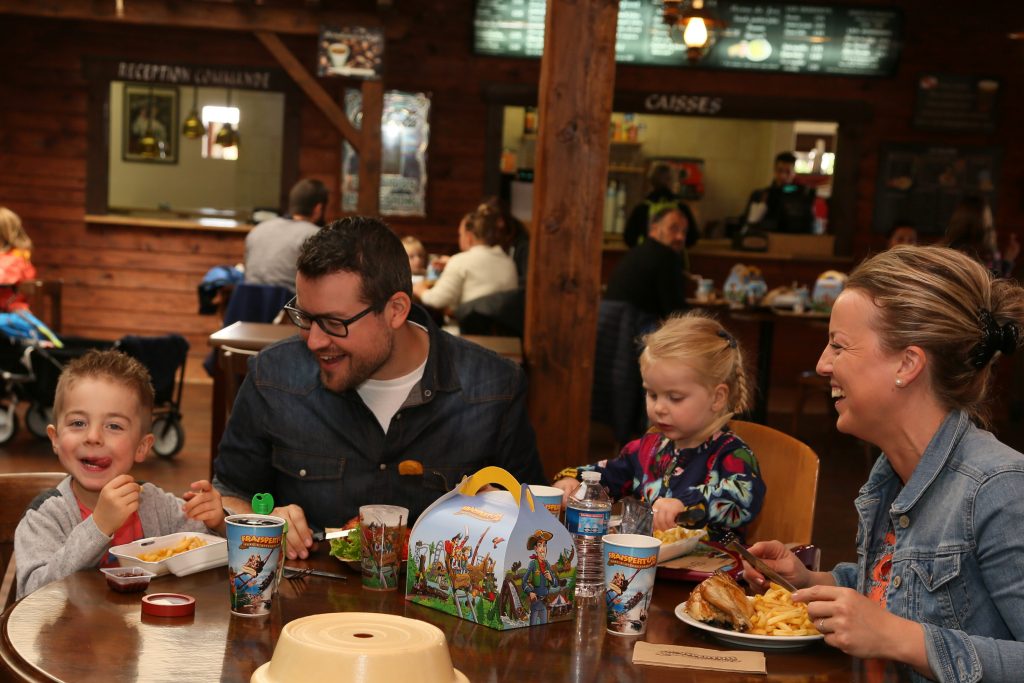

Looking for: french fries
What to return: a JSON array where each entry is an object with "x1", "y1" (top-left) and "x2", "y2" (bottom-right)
[
  {"x1": 748, "y1": 583, "x2": 820, "y2": 636},
  {"x1": 653, "y1": 526, "x2": 706, "y2": 544},
  {"x1": 137, "y1": 535, "x2": 206, "y2": 563}
]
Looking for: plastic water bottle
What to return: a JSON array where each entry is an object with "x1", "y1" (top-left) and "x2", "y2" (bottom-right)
[{"x1": 566, "y1": 471, "x2": 612, "y2": 598}]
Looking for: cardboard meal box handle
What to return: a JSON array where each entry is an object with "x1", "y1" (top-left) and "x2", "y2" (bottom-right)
[{"x1": 458, "y1": 466, "x2": 533, "y2": 512}]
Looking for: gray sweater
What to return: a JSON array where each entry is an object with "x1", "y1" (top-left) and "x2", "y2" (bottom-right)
[{"x1": 14, "y1": 476, "x2": 211, "y2": 599}]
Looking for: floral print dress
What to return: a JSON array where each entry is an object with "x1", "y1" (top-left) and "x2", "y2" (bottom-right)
[{"x1": 578, "y1": 428, "x2": 766, "y2": 538}]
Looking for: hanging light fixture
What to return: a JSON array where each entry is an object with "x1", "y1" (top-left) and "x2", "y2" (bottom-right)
[
  {"x1": 182, "y1": 85, "x2": 203, "y2": 139},
  {"x1": 663, "y1": 0, "x2": 726, "y2": 64},
  {"x1": 139, "y1": 86, "x2": 159, "y2": 158},
  {"x1": 215, "y1": 89, "x2": 239, "y2": 148}
]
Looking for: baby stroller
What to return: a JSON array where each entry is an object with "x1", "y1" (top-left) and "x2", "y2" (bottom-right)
[{"x1": 0, "y1": 333, "x2": 190, "y2": 459}]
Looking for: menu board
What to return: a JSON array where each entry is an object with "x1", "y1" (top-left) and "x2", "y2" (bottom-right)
[
  {"x1": 474, "y1": 0, "x2": 902, "y2": 77},
  {"x1": 872, "y1": 144, "x2": 1001, "y2": 236},
  {"x1": 913, "y1": 74, "x2": 1000, "y2": 132}
]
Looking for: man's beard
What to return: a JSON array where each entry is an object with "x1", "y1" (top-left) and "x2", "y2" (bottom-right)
[{"x1": 318, "y1": 332, "x2": 394, "y2": 393}]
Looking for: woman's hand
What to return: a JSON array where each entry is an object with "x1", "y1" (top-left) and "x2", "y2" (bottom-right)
[
  {"x1": 794, "y1": 584, "x2": 929, "y2": 671},
  {"x1": 744, "y1": 540, "x2": 821, "y2": 590},
  {"x1": 651, "y1": 498, "x2": 687, "y2": 532}
]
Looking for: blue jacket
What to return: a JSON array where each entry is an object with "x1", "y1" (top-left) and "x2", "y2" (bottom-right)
[
  {"x1": 213, "y1": 306, "x2": 544, "y2": 528},
  {"x1": 832, "y1": 410, "x2": 1024, "y2": 683}
]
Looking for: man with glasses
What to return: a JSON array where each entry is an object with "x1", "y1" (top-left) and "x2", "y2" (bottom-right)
[{"x1": 213, "y1": 217, "x2": 544, "y2": 560}]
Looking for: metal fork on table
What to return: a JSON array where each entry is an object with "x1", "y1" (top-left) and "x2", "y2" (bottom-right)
[{"x1": 283, "y1": 566, "x2": 348, "y2": 582}]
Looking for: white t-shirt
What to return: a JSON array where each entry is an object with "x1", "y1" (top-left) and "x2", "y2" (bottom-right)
[{"x1": 356, "y1": 355, "x2": 427, "y2": 434}]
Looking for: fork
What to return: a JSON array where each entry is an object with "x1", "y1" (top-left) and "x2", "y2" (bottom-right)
[
  {"x1": 284, "y1": 567, "x2": 313, "y2": 582},
  {"x1": 283, "y1": 566, "x2": 348, "y2": 581},
  {"x1": 718, "y1": 531, "x2": 797, "y2": 592}
]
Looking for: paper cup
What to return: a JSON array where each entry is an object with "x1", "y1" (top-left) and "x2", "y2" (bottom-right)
[
  {"x1": 359, "y1": 505, "x2": 408, "y2": 591},
  {"x1": 602, "y1": 533, "x2": 661, "y2": 636},
  {"x1": 529, "y1": 485, "x2": 564, "y2": 519},
  {"x1": 226, "y1": 513, "x2": 285, "y2": 617}
]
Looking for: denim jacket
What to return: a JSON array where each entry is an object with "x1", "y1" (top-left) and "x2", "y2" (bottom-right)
[
  {"x1": 832, "y1": 410, "x2": 1024, "y2": 683},
  {"x1": 213, "y1": 306, "x2": 544, "y2": 528}
]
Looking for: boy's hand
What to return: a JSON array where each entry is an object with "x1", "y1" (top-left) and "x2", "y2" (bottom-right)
[
  {"x1": 92, "y1": 474, "x2": 141, "y2": 536},
  {"x1": 182, "y1": 480, "x2": 226, "y2": 534}
]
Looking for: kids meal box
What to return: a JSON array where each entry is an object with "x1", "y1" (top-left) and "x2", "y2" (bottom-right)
[{"x1": 406, "y1": 466, "x2": 577, "y2": 630}]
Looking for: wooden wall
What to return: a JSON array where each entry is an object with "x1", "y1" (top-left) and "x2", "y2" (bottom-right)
[{"x1": 0, "y1": 1, "x2": 1022, "y2": 381}]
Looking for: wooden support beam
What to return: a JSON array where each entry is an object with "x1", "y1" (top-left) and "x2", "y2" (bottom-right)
[
  {"x1": 358, "y1": 79, "x2": 383, "y2": 216},
  {"x1": 254, "y1": 30, "x2": 362, "y2": 153},
  {"x1": 0, "y1": 0, "x2": 394, "y2": 37},
  {"x1": 525, "y1": 0, "x2": 619, "y2": 478}
]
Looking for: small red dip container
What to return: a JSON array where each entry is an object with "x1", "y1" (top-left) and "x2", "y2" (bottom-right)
[{"x1": 100, "y1": 566, "x2": 156, "y2": 593}]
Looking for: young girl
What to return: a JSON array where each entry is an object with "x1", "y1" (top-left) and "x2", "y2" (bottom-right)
[
  {"x1": 0, "y1": 207, "x2": 36, "y2": 310},
  {"x1": 554, "y1": 313, "x2": 766, "y2": 539}
]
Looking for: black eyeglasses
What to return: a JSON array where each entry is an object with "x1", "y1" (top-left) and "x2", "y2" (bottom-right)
[{"x1": 283, "y1": 297, "x2": 375, "y2": 338}]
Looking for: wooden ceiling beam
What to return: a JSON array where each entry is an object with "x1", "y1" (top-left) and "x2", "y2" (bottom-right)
[
  {"x1": 254, "y1": 30, "x2": 361, "y2": 152},
  {"x1": 0, "y1": 0, "x2": 396, "y2": 37}
]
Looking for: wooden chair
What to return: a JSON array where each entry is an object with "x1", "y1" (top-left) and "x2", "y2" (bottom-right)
[
  {"x1": 212, "y1": 346, "x2": 258, "y2": 479},
  {"x1": 0, "y1": 472, "x2": 66, "y2": 610},
  {"x1": 731, "y1": 420, "x2": 819, "y2": 545},
  {"x1": 16, "y1": 279, "x2": 63, "y2": 334}
]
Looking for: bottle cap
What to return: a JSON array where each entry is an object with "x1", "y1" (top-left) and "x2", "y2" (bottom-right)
[{"x1": 252, "y1": 492, "x2": 275, "y2": 515}]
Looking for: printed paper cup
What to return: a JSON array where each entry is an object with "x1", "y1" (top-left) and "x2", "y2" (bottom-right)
[
  {"x1": 226, "y1": 513, "x2": 285, "y2": 617},
  {"x1": 359, "y1": 505, "x2": 408, "y2": 591},
  {"x1": 528, "y1": 485, "x2": 565, "y2": 519},
  {"x1": 602, "y1": 533, "x2": 661, "y2": 636}
]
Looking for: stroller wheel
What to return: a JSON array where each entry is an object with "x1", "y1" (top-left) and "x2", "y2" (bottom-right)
[
  {"x1": 25, "y1": 403, "x2": 52, "y2": 440},
  {"x1": 0, "y1": 403, "x2": 19, "y2": 445},
  {"x1": 152, "y1": 415, "x2": 184, "y2": 458}
]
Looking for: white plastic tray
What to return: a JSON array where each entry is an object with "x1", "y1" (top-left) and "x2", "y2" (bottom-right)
[{"x1": 110, "y1": 532, "x2": 227, "y2": 577}]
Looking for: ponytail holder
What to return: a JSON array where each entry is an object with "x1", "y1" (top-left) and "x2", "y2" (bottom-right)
[
  {"x1": 717, "y1": 330, "x2": 737, "y2": 349},
  {"x1": 969, "y1": 309, "x2": 1020, "y2": 369}
]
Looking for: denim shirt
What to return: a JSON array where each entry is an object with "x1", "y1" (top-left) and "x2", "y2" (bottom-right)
[
  {"x1": 832, "y1": 410, "x2": 1024, "y2": 683},
  {"x1": 213, "y1": 306, "x2": 544, "y2": 528}
]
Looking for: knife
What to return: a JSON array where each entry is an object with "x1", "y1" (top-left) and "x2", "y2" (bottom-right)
[
  {"x1": 725, "y1": 539, "x2": 798, "y2": 592},
  {"x1": 311, "y1": 527, "x2": 357, "y2": 543}
]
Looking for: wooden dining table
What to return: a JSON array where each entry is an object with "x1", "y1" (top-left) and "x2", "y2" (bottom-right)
[
  {"x1": 0, "y1": 549, "x2": 907, "y2": 682},
  {"x1": 207, "y1": 321, "x2": 525, "y2": 458}
]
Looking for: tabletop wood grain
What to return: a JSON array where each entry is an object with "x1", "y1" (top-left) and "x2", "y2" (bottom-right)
[{"x1": 0, "y1": 551, "x2": 907, "y2": 683}]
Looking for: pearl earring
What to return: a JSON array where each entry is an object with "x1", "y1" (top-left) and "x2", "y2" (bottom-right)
[{"x1": 895, "y1": 378, "x2": 904, "y2": 387}]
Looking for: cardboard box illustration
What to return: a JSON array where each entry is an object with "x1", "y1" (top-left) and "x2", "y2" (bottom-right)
[{"x1": 405, "y1": 466, "x2": 577, "y2": 630}]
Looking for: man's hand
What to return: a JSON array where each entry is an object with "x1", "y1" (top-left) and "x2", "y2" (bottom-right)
[
  {"x1": 273, "y1": 504, "x2": 317, "y2": 560},
  {"x1": 182, "y1": 479, "x2": 226, "y2": 534},
  {"x1": 92, "y1": 474, "x2": 141, "y2": 536}
]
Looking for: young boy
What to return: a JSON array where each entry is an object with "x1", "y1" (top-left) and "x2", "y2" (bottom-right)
[{"x1": 14, "y1": 350, "x2": 226, "y2": 599}]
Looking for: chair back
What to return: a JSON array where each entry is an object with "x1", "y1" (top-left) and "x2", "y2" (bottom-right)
[
  {"x1": 0, "y1": 472, "x2": 67, "y2": 609},
  {"x1": 730, "y1": 420, "x2": 819, "y2": 545},
  {"x1": 222, "y1": 283, "x2": 292, "y2": 326},
  {"x1": 17, "y1": 279, "x2": 63, "y2": 334},
  {"x1": 213, "y1": 346, "x2": 258, "y2": 479}
]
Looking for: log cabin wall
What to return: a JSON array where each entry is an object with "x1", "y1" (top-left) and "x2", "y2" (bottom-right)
[{"x1": 0, "y1": 1, "x2": 1022, "y2": 382}]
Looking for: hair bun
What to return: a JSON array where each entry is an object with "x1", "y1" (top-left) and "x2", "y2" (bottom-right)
[{"x1": 970, "y1": 309, "x2": 1020, "y2": 369}]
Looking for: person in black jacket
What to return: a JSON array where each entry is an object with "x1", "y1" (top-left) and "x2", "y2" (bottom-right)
[
  {"x1": 623, "y1": 164, "x2": 699, "y2": 250},
  {"x1": 740, "y1": 151, "x2": 816, "y2": 234},
  {"x1": 606, "y1": 206, "x2": 689, "y2": 320}
]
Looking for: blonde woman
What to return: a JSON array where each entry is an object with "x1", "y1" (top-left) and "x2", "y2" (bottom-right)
[{"x1": 748, "y1": 246, "x2": 1024, "y2": 682}]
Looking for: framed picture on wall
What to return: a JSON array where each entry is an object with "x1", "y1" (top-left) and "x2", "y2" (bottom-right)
[{"x1": 123, "y1": 84, "x2": 178, "y2": 163}]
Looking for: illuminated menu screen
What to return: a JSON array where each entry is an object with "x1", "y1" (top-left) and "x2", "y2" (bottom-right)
[{"x1": 474, "y1": 0, "x2": 902, "y2": 77}]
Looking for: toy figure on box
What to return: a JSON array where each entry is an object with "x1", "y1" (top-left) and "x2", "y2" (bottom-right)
[{"x1": 523, "y1": 530, "x2": 555, "y2": 625}]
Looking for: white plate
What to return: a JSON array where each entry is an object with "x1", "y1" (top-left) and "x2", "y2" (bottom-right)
[
  {"x1": 674, "y1": 603, "x2": 824, "y2": 650},
  {"x1": 656, "y1": 533, "x2": 703, "y2": 563},
  {"x1": 111, "y1": 532, "x2": 227, "y2": 577}
]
